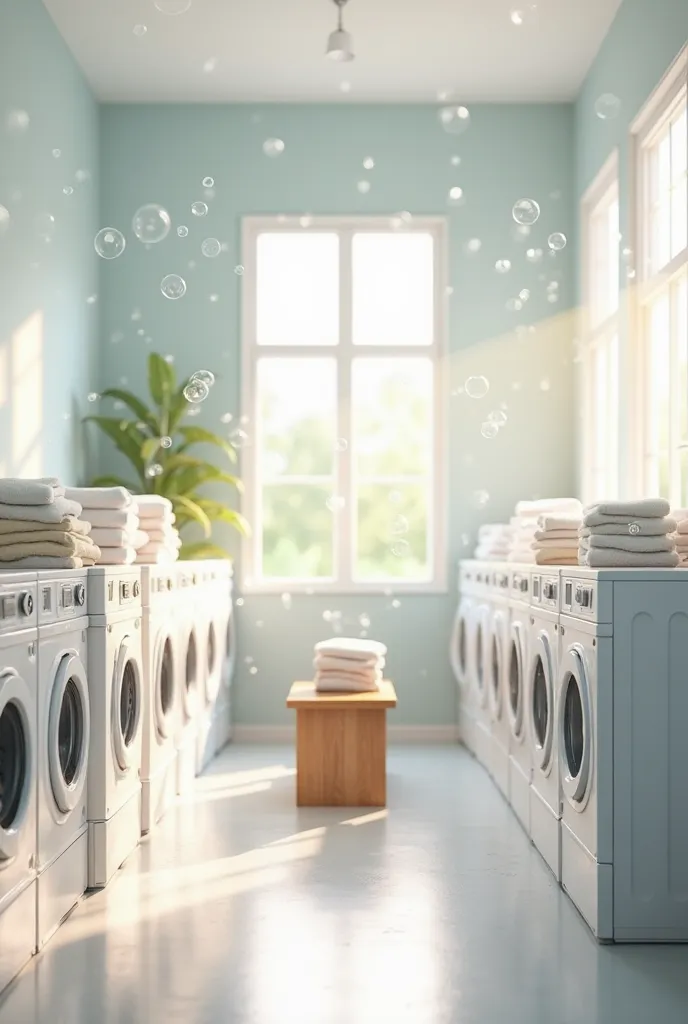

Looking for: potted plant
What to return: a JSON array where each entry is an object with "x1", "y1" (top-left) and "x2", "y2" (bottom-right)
[{"x1": 85, "y1": 352, "x2": 249, "y2": 559}]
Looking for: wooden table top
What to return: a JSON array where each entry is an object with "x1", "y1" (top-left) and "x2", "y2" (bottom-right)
[{"x1": 287, "y1": 680, "x2": 397, "y2": 710}]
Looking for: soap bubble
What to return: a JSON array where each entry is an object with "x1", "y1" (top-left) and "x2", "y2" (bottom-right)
[
  {"x1": 391, "y1": 539, "x2": 411, "y2": 558},
  {"x1": 512, "y1": 198, "x2": 540, "y2": 226},
  {"x1": 209, "y1": 294, "x2": 219, "y2": 303},
  {"x1": 495, "y1": 259, "x2": 511, "y2": 273},
  {"x1": 191, "y1": 201, "x2": 208, "y2": 217},
  {"x1": 133, "y1": 24, "x2": 148, "y2": 37},
  {"x1": 474, "y1": 489, "x2": 490, "y2": 507},
  {"x1": 359, "y1": 613, "x2": 371, "y2": 629},
  {"x1": 326, "y1": 495, "x2": 346, "y2": 512},
  {"x1": 191, "y1": 369, "x2": 215, "y2": 387},
  {"x1": 438, "y1": 105, "x2": 471, "y2": 135},
  {"x1": 465, "y1": 375, "x2": 489, "y2": 399},
  {"x1": 388, "y1": 490, "x2": 403, "y2": 505},
  {"x1": 450, "y1": 155, "x2": 461, "y2": 166},
  {"x1": 75, "y1": 169, "x2": 90, "y2": 184},
  {"x1": 526, "y1": 247, "x2": 543, "y2": 263},
  {"x1": 391, "y1": 598, "x2": 401, "y2": 609},
  {"x1": 87, "y1": 393, "x2": 100, "y2": 403},
  {"x1": 263, "y1": 138, "x2": 285, "y2": 157},
  {"x1": 363, "y1": 157, "x2": 375, "y2": 170},
  {"x1": 220, "y1": 412, "x2": 233, "y2": 424},
  {"x1": 62, "y1": 186, "x2": 73, "y2": 195},
  {"x1": 391, "y1": 515, "x2": 409, "y2": 536},
  {"x1": 488, "y1": 409, "x2": 508, "y2": 427},
  {"x1": 481, "y1": 422, "x2": 499, "y2": 439},
  {"x1": 146, "y1": 463, "x2": 163, "y2": 478},
  {"x1": 506, "y1": 297, "x2": 523, "y2": 312},
  {"x1": 235, "y1": 597, "x2": 244, "y2": 607},
  {"x1": 229, "y1": 427, "x2": 250, "y2": 448},
  {"x1": 7, "y1": 109, "x2": 30, "y2": 134},
  {"x1": 160, "y1": 274, "x2": 186, "y2": 299},
  {"x1": 160, "y1": 436, "x2": 173, "y2": 448},
  {"x1": 448, "y1": 186, "x2": 464, "y2": 205},
  {"x1": 466, "y1": 238, "x2": 482, "y2": 253},
  {"x1": 36, "y1": 213, "x2": 55, "y2": 242},
  {"x1": 164, "y1": 355, "x2": 174, "y2": 364},
  {"x1": 334, "y1": 437, "x2": 348, "y2": 452},
  {"x1": 154, "y1": 1, "x2": 192, "y2": 14},
  {"x1": 628, "y1": 522, "x2": 640, "y2": 535},
  {"x1": 245, "y1": 655, "x2": 254, "y2": 666},
  {"x1": 202, "y1": 176, "x2": 214, "y2": 187},
  {"x1": 52, "y1": 148, "x2": 61, "y2": 159},
  {"x1": 183, "y1": 379, "x2": 210, "y2": 403},
  {"x1": 357, "y1": 180, "x2": 371, "y2": 194},
  {"x1": 234, "y1": 264, "x2": 245, "y2": 275},
  {"x1": 518, "y1": 288, "x2": 531, "y2": 302},
  {"x1": 281, "y1": 592, "x2": 292, "y2": 610},
  {"x1": 86, "y1": 294, "x2": 97, "y2": 305},
  {"x1": 201, "y1": 237, "x2": 221, "y2": 258},
  {"x1": 132, "y1": 204, "x2": 171, "y2": 244},
  {"x1": 0, "y1": 206, "x2": 10, "y2": 233},
  {"x1": 249, "y1": 666, "x2": 258, "y2": 676},
  {"x1": 595, "y1": 93, "x2": 621, "y2": 120},
  {"x1": 547, "y1": 292, "x2": 559, "y2": 304},
  {"x1": 548, "y1": 232, "x2": 567, "y2": 251},
  {"x1": 137, "y1": 328, "x2": 146, "y2": 337},
  {"x1": 177, "y1": 225, "x2": 188, "y2": 237},
  {"x1": 94, "y1": 227, "x2": 126, "y2": 259}
]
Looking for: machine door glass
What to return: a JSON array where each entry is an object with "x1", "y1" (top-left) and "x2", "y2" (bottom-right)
[
  {"x1": 450, "y1": 601, "x2": 470, "y2": 690},
  {"x1": 488, "y1": 613, "x2": 504, "y2": 720},
  {"x1": 49, "y1": 652, "x2": 90, "y2": 815},
  {"x1": 112, "y1": 637, "x2": 142, "y2": 772},
  {"x1": 183, "y1": 629, "x2": 198, "y2": 719},
  {"x1": 224, "y1": 605, "x2": 235, "y2": 691},
  {"x1": 559, "y1": 646, "x2": 593, "y2": 807},
  {"x1": 206, "y1": 621, "x2": 220, "y2": 704},
  {"x1": 530, "y1": 635, "x2": 554, "y2": 772},
  {"x1": 0, "y1": 670, "x2": 31, "y2": 859},
  {"x1": 155, "y1": 635, "x2": 175, "y2": 740},
  {"x1": 507, "y1": 624, "x2": 524, "y2": 739}
]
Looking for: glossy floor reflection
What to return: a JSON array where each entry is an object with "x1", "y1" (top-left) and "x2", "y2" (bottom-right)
[{"x1": 2, "y1": 745, "x2": 688, "y2": 1023}]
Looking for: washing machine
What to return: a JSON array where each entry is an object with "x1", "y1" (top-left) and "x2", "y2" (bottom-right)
[
  {"x1": 35, "y1": 569, "x2": 90, "y2": 947},
  {"x1": 196, "y1": 560, "x2": 233, "y2": 771},
  {"x1": 471, "y1": 574, "x2": 493, "y2": 770},
  {"x1": 0, "y1": 572, "x2": 37, "y2": 995},
  {"x1": 527, "y1": 570, "x2": 561, "y2": 880},
  {"x1": 86, "y1": 566, "x2": 143, "y2": 888},
  {"x1": 140, "y1": 564, "x2": 181, "y2": 833},
  {"x1": 213, "y1": 567, "x2": 236, "y2": 756},
  {"x1": 559, "y1": 568, "x2": 688, "y2": 941},
  {"x1": 506, "y1": 565, "x2": 531, "y2": 833},
  {"x1": 451, "y1": 562, "x2": 478, "y2": 755},
  {"x1": 176, "y1": 562, "x2": 202, "y2": 795},
  {"x1": 485, "y1": 565, "x2": 510, "y2": 797}
]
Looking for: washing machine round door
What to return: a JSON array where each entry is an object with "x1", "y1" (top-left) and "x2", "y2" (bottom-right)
[
  {"x1": 472, "y1": 604, "x2": 489, "y2": 708},
  {"x1": 487, "y1": 609, "x2": 506, "y2": 721},
  {"x1": 529, "y1": 631, "x2": 554, "y2": 775},
  {"x1": 558, "y1": 643, "x2": 593, "y2": 809},
  {"x1": 449, "y1": 597, "x2": 472, "y2": 690},
  {"x1": 111, "y1": 638, "x2": 142, "y2": 773},
  {"x1": 223, "y1": 603, "x2": 236, "y2": 690},
  {"x1": 153, "y1": 632, "x2": 175, "y2": 741},
  {"x1": 205, "y1": 620, "x2": 220, "y2": 705},
  {"x1": 507, "y1": 621, "x2": 526, "y2": 740},
  {"x1": 0, "y1": 669, "x2": 32, "y2": 863},
  {"x1": 182, "y1": 626, "x2": 199, "y2": 720},
  {"x1": 48, "y1": 652, "x2": 90, "y2": 814}
]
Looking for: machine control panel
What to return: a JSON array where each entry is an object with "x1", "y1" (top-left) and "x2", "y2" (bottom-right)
[
  {"x1": 512, "y1": 573, "x2": 529, "y2": 598},
  {"x1": 0, "y1": 584, "x2": 38, "y2": 632},
  {"x1": 561, "y1": 577, "x2": 598, "y2": 620},
  {"x1": 494, "y1": 572, "x2": 509, "y2": 590}
]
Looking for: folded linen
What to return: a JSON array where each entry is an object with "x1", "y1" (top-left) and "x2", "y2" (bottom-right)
[
  {"x1": 537, "y1": 515, "x2": 583, "y2": 532},
  {"x1": 532, "y1": 548, "x2": 579, "y2": 564},
  {"x1": 532, "y1": 529, "x2": 580, "y2": 542},
  {"x1": 315, "y1": 676, "x2": 380, "y2": 693},
  {"x1": 89, "y1": 526, "x2": 138, "y2": 548},
  {"x1": 85, "y1": 508, "x2": 138, "y2": 529},
  {"x1": 531, "y1": 536, "x2": 579, "y2": 549},
  {"x1": 65, "y1": 486, "x2": 131, "y2": 510},
  {"x1": 582, "y1": 548, "x2": 679, "y2": 568},
  {"x1": 314, "y1": 654, "x2": 385, "y2": 673},
  {"x1": 580, "y1": 534, "x2": 675, "y2": 554},
  {"x1": 515, "y1": 498, "x2": 582, "y2": 517},
  {"x1": 133, "y1": 529, "x2": 149, "y2": 550},
  {"x1": 579, "y1": 517, "x2": 676, "y2": 536},
  {"x1": 0, "y1": 478, "x2": 65, "y2": 505},
  {"x1": 96, "y1": 546, "x2": 137, "y2": 566},
  {"x1": 136, "y1": 539, "x2": 181, "y2": 558},
  {"x1": 0, "y1": 496, "x2": 81, "y2": 523},
  {"x1": 0, "y1": 515, "x2": 90, "y2": 536},
  {"x1": 314, "y1": 637, "x2": 387, "y2": 660},
  {"x1": 135, "y1": 549, "x2": 178, "y2": 564},
  {"x1": 0, "y1": 555, "x2": 85, "y2": 569},
  {"x1": 317, "y1": 667, "x2": 383, "y2": 684},
  {"x1": 583, "y1": 499, "x2": 670, "y2": 520},
  {"x1": 134, "y1": 494, "x2": 173, "y2": 514},
  {"x1": 141, "y1": 526, "x2": 181, "y2": 544},
  {"x1": 677, "y1": 521, "x2": 688, "y2": 535},
  {"x1": 0, "y1": 529, "x2": 93, "y2": 553},
  {"x1": 0, "y1": 535, "x2": 101, "y2": 563}
]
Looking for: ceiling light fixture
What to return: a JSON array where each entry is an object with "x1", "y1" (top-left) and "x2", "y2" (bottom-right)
[{"x1": 327, "y1": 0, "x2": 354, "y2": 62}]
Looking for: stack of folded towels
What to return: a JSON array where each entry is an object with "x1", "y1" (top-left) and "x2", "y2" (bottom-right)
[
  {"x1": 473, "y1": 523, "x2": 514, "y2": 561},
  {"x1": 65, "y1": 486, "x2": 148, "y2": 566},
  {"x1": 578, "y1": 499, "x2": 678, "y2": 567},
  {"x1": 0, "y1": 477, "x2": 100, "y2": 568},
  {"x1": 133, "y1": 495, "x2": 181, "y2": 564},
  {"x1": 672, "y1": 509, "x2": 688, "y2": 567},
  {"x1": 509, "y1": 498, "x2": 583, "y2": 564},
  {"x1": 313, "y1": 637, "x2": 387, "y2": 693}
]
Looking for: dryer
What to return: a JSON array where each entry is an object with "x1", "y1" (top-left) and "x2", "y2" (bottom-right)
[
  {"x1": 527, "y1": 570, "x2": 561, "y2": 880},
  {"x1": 485, "y1": 565, "x2": 510, "y2": 798},
  {"x1": 196, "y1": 560, "x2": 233, "y2": 771},
  {"x1": 176, "y1": 562, "x2": 202, "y2": 795},
  {"x1": 86, "y1": 566, "x2": 143, "y2": 888},
  {"x1": 451, "y1": 562, "x2": 478, "y2": 755},
  {"x1": 506, "y1": 566, "x2": 531, "y2": 833},
  {"x1": 35, "y1": 569, "x2": 90, "y2": 947},
  {"x1": 558, "y1": 568, "x2": 688, "y2": 941},
  {"x1": 140, "y1": 564, "x2": 181, "y2": 833},
  {"x1": 0, "y1": 572, "x2": 37, "y2": 995}
]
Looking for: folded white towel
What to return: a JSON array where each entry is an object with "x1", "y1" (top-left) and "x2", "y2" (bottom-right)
[
  {"x1": 314, "y1": 653, "x2": 385, "y2": 673},
  {"x1": 90, "y1": 526, "x2": 138, "y2": 548},
  {"x1": 134, "y1": 549, "x2": 178, "y2": 564},
  {"x1": 515, "y1": 498, "x2": 582, "y2": 517},
  {"x1": 142, "y1": 526, "x2": 180, "y2": 543},
  {"x1": 670, "y1": 508, "x2": 688, "y2": 522},
  {"x1": 66, "y1": 486, "x2": 132, "y2": 510},
  {"x1": 579, "y1": 517, "x2": 676, "y2": 536},
  {"x1": 583, "y1": 499, "x2": 670, "y2": 521},
  {"x1": 0, "y1": 478, "x2": 65, "y2": 506},
  {"x1": 134, "y1": 494, "x2": 173, "y2": 513},
  {"x1": 582, "y1": 548, "x2": 679, "y2": 568},
  {"x1": 537, "y1": 514, "x2": 582, "y2": 532},
  {"x1": 133, "y1": 529, "x2": 149, "y2": 550},
  {"x1": 0, "y1": 496, "x2": 82, "y2": 523},
  {"x1": 85, "y1": 508, "x2": 138, "y2": 529},
  {"x1": 314, "y1": 636, "x2": 387, "y2": 660},
  {"x1": 97, "y1": 546, "x2": 137, "y2": 565},
  {"x1": 315, "y1": 676, "x2": 380, "y2": 693},
  {"x1": 316, "y1": 666, "x2": 383, "y2": 684},
  {"x1": 580, "y1": 534, "x2": 675, "y2": 554}
]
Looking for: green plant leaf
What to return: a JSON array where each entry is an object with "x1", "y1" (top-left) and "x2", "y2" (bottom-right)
[
  {"x1": 141, "y1": 437, "x2": 162, "y2": 463},
  {"x1": 174, "y1": 466, "x2": 242, "y2": 496},
  {"x1": 84, "y1": 417, "x2": 146, "y2": 481},
  {"x1": 194, "y1": 498, "x2": 251, "y2": 537},
  {"x1": 172, "y1": 495, "x2": 212, "y2": 537},
  {"x1": 148, "y1": 353, "x2": 176, "y2": 412},
  {"x1": 180, "y1": 541, "x2": 232, "y2": 560},
  {"x1": 177, "y1": 425, "x2": 237, "y2": 463},
  {"x1": 90, "y1": 474, "x2": 142, "y2": 491},
  {"x1": 167, "y1": 385, "x2": 191, "y2": 433},
  {"x1": 99, "y1": 389, "x2": 157, "y2": 431}
]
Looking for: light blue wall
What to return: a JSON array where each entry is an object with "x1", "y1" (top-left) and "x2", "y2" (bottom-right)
[
  {"x1": 0, "y1": 0, "x2": 99, "y2": 484},
  {"x1": 99, "y1": 102, "x2": 577, "y2": 726}
]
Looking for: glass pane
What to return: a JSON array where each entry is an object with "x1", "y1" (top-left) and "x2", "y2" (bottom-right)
[
  {"x1": 676, "y1": 274, "x2": 688, "y2": 444},
  {"x1": 257, "y1": 358, "x2": 336, "y2": 477},
  {"x1": 352, "y1": 233, "x2": 434, "y2": 346},
  {"x1": 352, "y1": 358, "x2": 433, "y2": 477},
  {"x1": 680, "y1": 449, "x2": 688, "y2": 509},
  {"x1": 646, "y1": 294, "x2": 671, "y2": 496},
  {"x1": 355, "y1": 483, "x2": 429, "y2": 581},
  {"x1": 261, "y1": 485, "x2": 333, "y2": 578},
  {"x1": 256, "y1": 233, "x2": 339, "y2": 345},
  {"x1": 671, "y1": 107, "x2": 687, "y2": 181},
  {"x1": 671, "y1": 180, "x2": 687, "y2": 258},
  {"x1": 590, "y1": 194, "x2": 619, "y2": 328},
  {"x1": 650, "y1": 131, "x2": 672, "y2": 274}
]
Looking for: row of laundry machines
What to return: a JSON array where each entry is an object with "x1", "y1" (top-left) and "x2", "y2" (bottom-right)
[
  {"x1": 0, "y1": 560, "x2": 235, "y2": 995},
  {"x1": 451, "y1": 560, "x2": 688, "y2": 943}
]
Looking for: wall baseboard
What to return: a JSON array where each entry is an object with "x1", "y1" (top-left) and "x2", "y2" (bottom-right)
[{"x1": 231, "y1": 724, "x2": 459, "y2": 744}]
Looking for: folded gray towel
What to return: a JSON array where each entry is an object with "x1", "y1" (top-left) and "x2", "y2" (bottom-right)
[
  {"x1": 583, "y1": 548, "x2": 679, "y2": 568},
  {"x1": 583, "y1": 499, "x2": 670, "y2": 523},
  {"x1": 581, "y1": 534, "x2": 675, "y2": 554},
  {"x1": 579, "y1": 517, "x2": 676, "y2": 536}
]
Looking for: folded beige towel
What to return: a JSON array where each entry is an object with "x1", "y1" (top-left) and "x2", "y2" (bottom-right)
[
  {"x1": 583, "y1": 548, "x2": 679, "y2": 568},
  {"x1": 0, "y1": 535, "x2": 101, "y2": 563},
  {"x1": 0, "y1": 478, "x2": 65, "y2": 505},
  {"x1": 533, "y1": 549, "x2": 579, "y2": 564},
  {"x1": 584, "y1": 499, "x2": 670, "y2": 521},
  {"x1": 85, "y1": 508, "x2": 138, "y2": 529},
  {"x1": 537, "y1": 514, "x2": 582, "y2": 532},
  {"x1": 532, "y1": 536, "x2": 579, "y2": 548},
  {"x1": 66, "y1": 486, "x2": 132, "y2": 510},
  {"x1": 0, "y1": 529, "x2": 93, "y2": 552},
  {"x1": 97, "y1": 546, "x2": 137, "y2": 565},
  {"x1": 581, "y1": 534, "x2": 675, "y2": 554},
  {"x1": 0, "y1": 496, "x2": 81, "y2": 522},
  {"x1": 533, "y1": 528, "x2": 580, "y2": 542},
  {"x1": 0, "y1": 555, "x2": 85, "y2": 569},
  {"x1": 580, "y1": 517, "x2": 675, "y2": 536},
  {"x1": 677, "y1": 520, "x2": 688, "y2": 535},
  {"x1": 0, "y1": 515, "x2": 90, "y2": 536}
]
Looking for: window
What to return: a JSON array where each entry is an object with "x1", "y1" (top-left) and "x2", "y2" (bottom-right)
[
  {"x1": 241, "y1": 217, "x2": 446, "y2": 593},
  {"x1": 581, "y1": 152, "x2": 620, "y2": 503},
  {"x1": 632, "y1": 47, "x2": 688, "y2": 505}
]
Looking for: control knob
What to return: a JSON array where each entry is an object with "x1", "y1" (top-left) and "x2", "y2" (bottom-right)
[
  {"x1": 74, "y1": 583, "x2": 86, "y2": 607},
  {"x1": 19, "y1": 592, "x2": 34, "y2": 616}
]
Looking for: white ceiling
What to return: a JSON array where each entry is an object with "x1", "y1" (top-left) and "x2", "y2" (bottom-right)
[{"x1": 43, "y1": 0, "x2": 623, "y2": 103}]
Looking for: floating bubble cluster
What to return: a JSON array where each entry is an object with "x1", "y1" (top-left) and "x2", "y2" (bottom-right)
[
  {"x1": 495, "y1": 259, "x2": 512, "y2": 273},
  {"x1": 438, "y1": 105, "x2": 471, "y2": 135},
  {"x1": 191, "y1": 369, "x2": 215, "y2": 387},
  {"x1": 183, "y1": 379, "x2": 209, "y2": 403}
]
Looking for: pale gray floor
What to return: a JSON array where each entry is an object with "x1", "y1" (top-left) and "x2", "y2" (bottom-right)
[{"x1": 3, "y1": 744, "x2": 688, "y2": 1023}]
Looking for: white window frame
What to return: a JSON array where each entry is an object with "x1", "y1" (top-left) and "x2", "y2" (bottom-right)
[
  {"x1": 580, "y1": 150, "x2": 620, "y2": 504},
  {"x1": 239, "y1": 215, "x2": 448, "y2": 595},
  {"x1": 630, "y1": 44, "x2": 688, "y2": 503}
]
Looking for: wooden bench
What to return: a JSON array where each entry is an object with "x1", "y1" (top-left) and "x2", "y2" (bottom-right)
[{"x1": 286, "y1": 681, "x2": 397, "y2": 807}]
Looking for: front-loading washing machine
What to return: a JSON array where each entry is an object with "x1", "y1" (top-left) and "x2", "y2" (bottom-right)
[
  {"x1": 35, "y1": 569, "x2": 90, "y2": 947},
  {"x1": 140, "y1": 564, "x2": 181, "y2": 832},
  {"x1": 176, "y1": 562, "x2": 202, "y2": 794},
  {"x1": 506, "y1": 565, "x2": 531, "y2": 833},
  {"x1": 527, "y1": 570, "x2": 561, "y2": 880},
  {"x1": 0, "y1": 572, "x2": 37, "y2": 995},
  {"x1": 559, "y1": 567, "x2": 688, "y2": 941},
  {"x1": 196, "y1": 560, "x2": 233, "y2": 771},
  {"x1": 471, "y1": 579, "x2": 493, "y2": 771},
  {"x1": 86, "y1": 566, "x2": 143, "y2": 888},
  {"x1": 451, "y1": 562, "x2": 478, "y2": 755},
  {"x1": 213, "y1": 568, "x2": 236, "y2": 756},
  {"x1": 485, "y1": 565, "x2": 510, "y2": 797}
]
